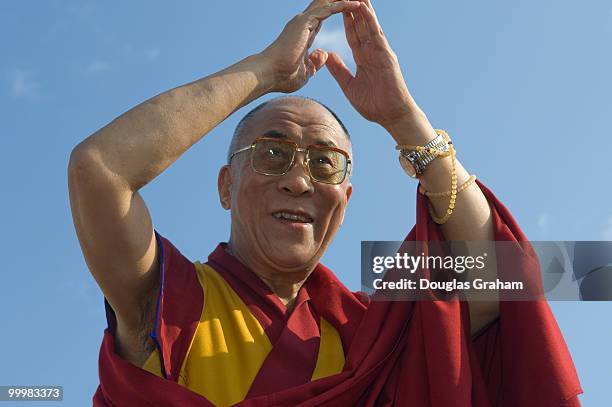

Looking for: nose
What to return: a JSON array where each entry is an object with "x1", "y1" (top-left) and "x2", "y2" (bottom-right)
[{"x1": 276, "y1": 152, "x2": 314, "y2": 196}]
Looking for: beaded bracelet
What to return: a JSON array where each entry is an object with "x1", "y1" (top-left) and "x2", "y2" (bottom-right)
[
  {"x1": 419, "y1": 174, "x2": 477, "y2": 198},
  {"x1": 428, "y1": 136, "x2": 457, "y2": 225},
  {"x1": 397, "y1": 129, "x2": 456, "y2": 224},
  {"x1": 395, "y1": 129, "x2": 460, "y2": 224}
]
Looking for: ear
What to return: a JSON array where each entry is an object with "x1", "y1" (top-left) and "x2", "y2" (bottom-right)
[
  {"x1": 339, "y1": 183, "x2": 353, "y2": 226},
  {"x1": 218, "y1": 165, "x2": 232, "y2": 210},
  {"x1": 346, "y1": 183, "x2": 353, "y2": 203}
]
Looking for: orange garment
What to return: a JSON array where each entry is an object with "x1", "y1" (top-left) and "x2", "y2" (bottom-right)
[{"x1": 141, "y1": 262, "x2": 345, "y2": 406}]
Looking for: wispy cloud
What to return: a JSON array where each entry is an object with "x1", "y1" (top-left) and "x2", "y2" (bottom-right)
[
  {"x1": 146, "y1": 47, "x2": 160, "y2": 60},
  {"x1": 9, "y1": 69, "x2": 41, "y2": 100},
  {"x1": 313, "y1": 27, "x2": 353, "y2": 62},
  {"x1": 603, "y1": 215, "x2": 612, "y2": 240},
  {"x1": 86, "y1": 60, "x2": 111, "y2": 74}
]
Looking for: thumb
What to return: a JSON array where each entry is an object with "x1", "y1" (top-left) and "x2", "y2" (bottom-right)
[
  {"x1": 309, "y1": 48, "x2": 329, "y2": 72},
  {"x1": 326, "y1": 52, "x2": 354, "y2": 91}
]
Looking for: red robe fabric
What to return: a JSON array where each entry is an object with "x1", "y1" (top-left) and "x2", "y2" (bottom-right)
[{"x1": 93, "y1": 180, "x2": 582, "y2": 406}]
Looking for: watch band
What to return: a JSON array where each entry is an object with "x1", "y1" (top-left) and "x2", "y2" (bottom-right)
[{"x1": 400, "y1": 133, "x2": 449, "y2": 176}]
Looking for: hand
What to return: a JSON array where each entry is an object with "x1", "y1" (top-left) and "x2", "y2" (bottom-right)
[
  {"x1": 259, "y1": 0, "x2": 362, "y2": 93},
  {"x1": 326, "y1": 1, "x2": 425, "y2": 132}
]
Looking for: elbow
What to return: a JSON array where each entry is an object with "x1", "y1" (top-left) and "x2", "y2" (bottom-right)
[
  {"x1": 68, "y1": 144, "x2": 137, "y2": 193},
  {"x1": 68, "y1": 144, "x2": 98, "y2": 182},
  {"x1": 67, "y1": 142, "x2": 115, "y2": 191}
]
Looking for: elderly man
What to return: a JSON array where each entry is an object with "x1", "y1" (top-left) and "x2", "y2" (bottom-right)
[{"x1": 68, "y1": 1, "x2": 581, "y2": 406}]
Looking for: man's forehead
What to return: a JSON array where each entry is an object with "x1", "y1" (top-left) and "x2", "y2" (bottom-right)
[{"x1": 244, "y1": 99, "x2": 350, "y2": 148}]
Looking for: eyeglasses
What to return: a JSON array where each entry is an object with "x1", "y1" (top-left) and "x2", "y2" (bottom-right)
[{"x1": 229, "y1": 137, "x2": 352, "y2": 185}]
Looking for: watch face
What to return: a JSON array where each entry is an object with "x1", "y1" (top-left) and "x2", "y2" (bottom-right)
[{"x1": 399, "y1": 155, "x2": 417, "y2": 178}]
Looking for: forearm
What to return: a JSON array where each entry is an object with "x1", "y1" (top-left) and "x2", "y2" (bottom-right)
[
  {"x1": 388, "y1": 114, "x2": 499, "y2": 335},
  {"x1": 72, "y1": 53, "x2": 273, "y2": 191},
  {"x1": 326, "y1": 0, "x2": 499, "y2": 334},
  {"x1": 386, "y1": 114, "x2": 494, "y2": 242}
]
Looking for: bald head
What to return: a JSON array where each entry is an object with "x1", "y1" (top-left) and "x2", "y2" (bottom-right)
[
  {"x1": 218, "y1": 95, "x2": 354, "y2": 275},
  {"x1": 227, "y1": 96, "x2": 351, "y2": 163}
]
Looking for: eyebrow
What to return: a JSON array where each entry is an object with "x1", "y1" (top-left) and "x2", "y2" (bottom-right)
[{"x1": 262, "y1": 130, "x2": 338, "y2": 147}]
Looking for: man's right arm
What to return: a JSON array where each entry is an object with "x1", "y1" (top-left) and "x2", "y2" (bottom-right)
[
  {"x1": 68, "y1": 55, "x2": 274, "y2": 332},
  {"x1": 67, "y1": 57, "x2": 275, "y2": 366},
  {"x1": 67, "y1": 0, "x2": 362, "y2": 360}
]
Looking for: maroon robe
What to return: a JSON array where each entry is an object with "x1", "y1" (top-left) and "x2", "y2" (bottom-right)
[{"x1": 93, "y1": 180, "x2": 582, "y2": 406}]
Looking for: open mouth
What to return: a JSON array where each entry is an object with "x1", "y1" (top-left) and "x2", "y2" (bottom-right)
[{"x1": 271, "y1": 210, "x2": 314, "y2": 224}]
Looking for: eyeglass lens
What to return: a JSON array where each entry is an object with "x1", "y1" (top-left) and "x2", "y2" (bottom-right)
[{"x1": 251, "y1": 139, "x2": 347, "y2": 184}]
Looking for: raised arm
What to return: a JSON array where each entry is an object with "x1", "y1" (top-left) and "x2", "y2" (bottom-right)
[
  {"x1": 325, "y1": 0, "x2": 498, "y2": 335},
  {"x1": 68, "y1": 0, "x2": 362, "y2": 363}
]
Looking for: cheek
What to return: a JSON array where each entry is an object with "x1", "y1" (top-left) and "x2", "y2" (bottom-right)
[
  {"x1": 314, "y1": 189, "x2": 348, "y2": 235},
  {"x1": 232, "y1": 175, "x2": 269, "y2": 223}
]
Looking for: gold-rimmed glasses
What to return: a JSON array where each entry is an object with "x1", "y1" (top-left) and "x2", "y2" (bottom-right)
[{"x1": 229, "y1": 137, "x2": 351, "y2": 185}]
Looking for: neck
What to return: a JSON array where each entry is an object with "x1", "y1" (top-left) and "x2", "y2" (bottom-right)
[{"x1": 225, "y1": 242, "x2": 312, "y2": 311}]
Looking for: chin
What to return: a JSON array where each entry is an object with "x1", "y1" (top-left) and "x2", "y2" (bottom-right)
[{"x1": 264, "y1": 240, "x2": 319, "y2": 270}]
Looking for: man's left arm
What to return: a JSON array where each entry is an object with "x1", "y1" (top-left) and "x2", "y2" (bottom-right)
[{"x1": 326, "y1": 0, "x2": 497, "y2": 335}]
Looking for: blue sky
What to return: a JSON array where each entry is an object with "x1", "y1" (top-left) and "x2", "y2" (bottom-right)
[{"x1": 1, "y1": 0, "x2": 610, "y2": 405}]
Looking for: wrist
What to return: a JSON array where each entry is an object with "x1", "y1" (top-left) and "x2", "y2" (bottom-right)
[
  {"x1": 384, "y1": 111, "x2": 438, "y2": 146},
  {"x1": 243, "y1": 53, "x2": 277, "y2": 96}
]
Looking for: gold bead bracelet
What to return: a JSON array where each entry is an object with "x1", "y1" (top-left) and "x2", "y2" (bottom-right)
[
  {"x1": 395, "y1": 129, "x2": 460, "y2": 225},
  {"x1": 427, "y1": 139, "x2": 457, "y2": 224},
  {"x1": 419, "y1": 174, "x2": 477, "y2": 197}
]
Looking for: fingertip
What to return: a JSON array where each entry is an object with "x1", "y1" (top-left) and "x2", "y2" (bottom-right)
[
  {"x1": 346, "y1": 1, "x2": 362, "y2": 10},
  {"x1": 360, "y1": 3, "x2": 373, "y2": 15},
  {"x1": 310, "y1": 48, "x2": 329, "y2": 70},
  {"x1": 325, "y1": 52, "x2": 344, "y2": 72},
  {"x1": 327, "y1": 51, "x2": 341, "y2": 63}
]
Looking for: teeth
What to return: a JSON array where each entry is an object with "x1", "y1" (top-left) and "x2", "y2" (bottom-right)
[{"x1": 273, "y1": 212, "x2": 312, "y2": 223}]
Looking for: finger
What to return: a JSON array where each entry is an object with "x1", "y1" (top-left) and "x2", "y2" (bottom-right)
[
  {"x1": 342, "y1": 11, "x2": 361, "y2": 48},
  {"x1": 351, "y1": 4, "x2": 369, "y2": 44},
  {"x1": 326, "y1": 52, "x2": 354, "y2": 91},
  {"x1": 361, "y1": 0, "x2": 375, "y2": 13},
  {"x1": 359, "y1": 0, "x2": 381, "y2": 24},
  {"x1": 358, "y1": 3, "x2": 383, "y2": 38},
  {"x1": 309, "y1": 0, "x2": 361, "y2": 21},
  {"x1": 309, "y1": 48, "x2": 329, "y2": 71},
  {"x1": 303, "y1": 0, "x2": 328, "y2": 13},
  {"x1": 306, "y1": 21, "x2": 322, "y2": 50},
  {"x1": 305, "y1": 56, "x2": 317, "y2": 78}
]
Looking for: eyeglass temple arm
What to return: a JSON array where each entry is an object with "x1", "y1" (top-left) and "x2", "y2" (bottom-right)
[{"x1": 228, "y1": 144, "x2": 254, "y2": 163}]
